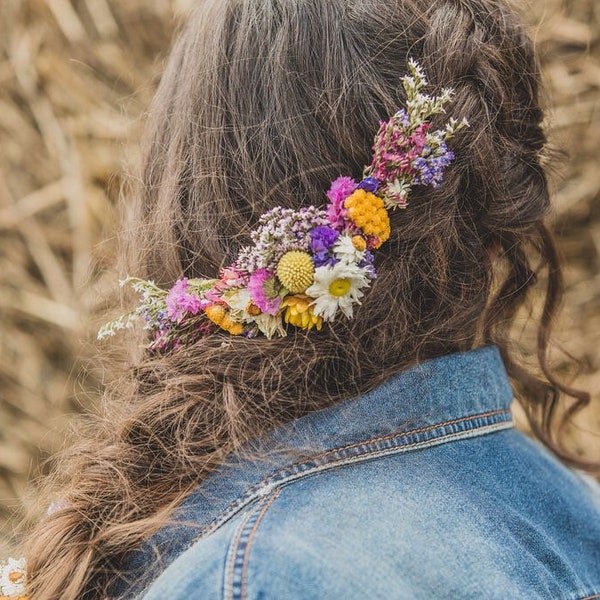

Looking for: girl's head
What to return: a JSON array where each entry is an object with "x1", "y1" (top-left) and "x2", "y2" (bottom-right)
[
  {"x1": 131, "y1": 0, "x2": 551, "y2": 371},
  {"x1": 26, "y1": 1, "x2": 588, "y2": 598}
]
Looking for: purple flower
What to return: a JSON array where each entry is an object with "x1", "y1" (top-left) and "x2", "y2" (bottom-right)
[
  {"x1": 413, "y1": 142, "x2": 454, "y2": 187},
  {"x1": 248, "y1": 269, "x2": 282, "y2": 315},
  {"x1": 166, "y1": 278, "x2": 204, "y2": 322},
  {"x1": 310, "y1": 226, "x2": 339, "y2": 267},
  {"x1": 358, "y1": 177, "x2": 380, "y2": 193},
  {"x1": 326, "y1": 176, "x2": 357, "y2": 230},
  {"x1": 395, "y1": 108, "x2": 411, "y2": 128},
  {"x1": 358, "y1": 250, "x2": 376, "y2": 278},
  {"x1": 409, "y1": 124, "x2": 429, "y2": 155},
  {"x1": 369, "y1": 104, "x2": 459, "y2": 194},
  {"x1": 326, "y1": 176, "x2": 357, "y2": 204},
  {"x1": 371, "y1": 115, "x2": 429, "y2": 178}
]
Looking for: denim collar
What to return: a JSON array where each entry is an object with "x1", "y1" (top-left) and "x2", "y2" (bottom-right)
[
  {"x1": 120, "y1": 345, "x2": 514, "y2": 597},
  {"x1": 180, "y1": 344, "x2": 512, "y2": 522}
]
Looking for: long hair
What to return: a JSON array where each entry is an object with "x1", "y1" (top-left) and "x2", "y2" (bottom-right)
[{"x1": 25, "y1": 0, "x2": 592, "y2": 597}]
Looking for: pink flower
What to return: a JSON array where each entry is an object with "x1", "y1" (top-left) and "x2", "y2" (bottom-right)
[
  {"x1": 149, "y1": 329, "x2": 171, "y2": 351},
  {"x1": 247, "y1": 269, "x2": 282, "y2": 315},
  {"x1": 326, "y1": 176, "x2": 357, "y2": 230},
  {"x1": 204, "y1": 287, "x2": 224, "y2": 305},
  {"x1": 166, "y1": 278, "x2": 203, "y2": 322},
  {"x1": 219, "y1": 266, "x2": 247, "y2": 288},
  {"x1": 369, "y1": 115, "x2": 433, "y2": 183}
]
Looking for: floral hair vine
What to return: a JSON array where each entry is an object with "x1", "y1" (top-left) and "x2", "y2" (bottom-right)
[{"x1": 98, "y1": 60, "x2": 468, "y2": 351}]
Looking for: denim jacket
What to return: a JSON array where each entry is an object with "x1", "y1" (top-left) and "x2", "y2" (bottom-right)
[{"x1": 118, "y1": 346, "x2": 600, "y2": 599}]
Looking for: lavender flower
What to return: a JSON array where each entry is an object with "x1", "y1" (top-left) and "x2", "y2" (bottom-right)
[
  {"x1": 358, "y1": 249, "x2": 377, "y2": 279},
  {"x1": 310, "y1": 226, "x2": 340, "y2": 267},
  {"x1": 412, "y1": 147, "x2": 455, "y2": 187}
]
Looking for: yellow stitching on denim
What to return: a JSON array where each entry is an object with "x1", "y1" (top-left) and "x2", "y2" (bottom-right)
[{"x1": 285, "y1": 422, "x2": 511, "y2": 479}]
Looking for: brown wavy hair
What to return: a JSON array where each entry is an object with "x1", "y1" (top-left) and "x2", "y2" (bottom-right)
[{"x1": 25, "y1": 0, "x2": 594, "y2": 597}]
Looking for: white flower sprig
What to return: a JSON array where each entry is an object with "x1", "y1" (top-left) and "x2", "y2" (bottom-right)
[
  {"x1": 0, "y1": 557, "x2": 26, "y2": 598},
  {"x1": 367, "y1": 58, "x2": 469, "y2": 209}
]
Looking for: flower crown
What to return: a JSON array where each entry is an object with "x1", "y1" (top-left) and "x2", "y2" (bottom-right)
[{"x1": 99, "y1": 60, "x2": 468, "y2": 350}]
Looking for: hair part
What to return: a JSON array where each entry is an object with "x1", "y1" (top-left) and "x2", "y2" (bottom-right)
[{"x1": 25, "y1": 0, "x2": 593, "y2": 597}]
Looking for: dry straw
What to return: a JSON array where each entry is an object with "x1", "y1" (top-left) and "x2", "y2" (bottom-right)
[{"x1": 0, "y1": 0, "x2": 598, "y2": 555}]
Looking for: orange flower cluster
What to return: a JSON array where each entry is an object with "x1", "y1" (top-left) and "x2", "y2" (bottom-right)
[{"x1": 344, "y1": 190, "x2": 391, "y2": 249}]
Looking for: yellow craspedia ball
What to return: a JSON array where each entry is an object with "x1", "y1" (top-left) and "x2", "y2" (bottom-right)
[
  {"x1": 277, "y1": 251, "x2": 315, "y2": 293},
  {"x1": 344, "y1": 189, "x2": 391, "y2": 248}
]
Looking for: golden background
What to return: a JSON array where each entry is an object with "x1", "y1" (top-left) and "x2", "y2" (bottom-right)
[{"x1": 0, "y1": 0, "x2": 599, "y2": 554}]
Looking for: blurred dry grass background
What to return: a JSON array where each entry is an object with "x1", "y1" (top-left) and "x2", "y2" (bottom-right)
[{"x1": 0, "y1": 0, "x2": 599, "y2": 555}]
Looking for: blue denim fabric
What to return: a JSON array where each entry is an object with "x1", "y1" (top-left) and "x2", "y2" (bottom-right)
[{"x1": 117, "y1": 346, "x2": 600, "y2": 599}]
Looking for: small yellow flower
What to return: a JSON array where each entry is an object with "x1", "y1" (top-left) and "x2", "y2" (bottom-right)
[
  {"x1": 351, "y1": 235, "x2": 367, "y2": 251},
  {"x1": 245, "y1": 301, "x2": 262, "y2": 317},
  {"x1": 281, "y1": 294, "x2": 323, "y2": 331},
  {"x1": 277, "y1": 251, "x2": 315, "y2": 293},
  {"x1": 205, "y1": 304, "x2": 225, "y2": 325},
  {"x1": 205, "y1": 304, "x2": 244, "y2": 335},
  {"x1": 344, "y1": 189, "x2": 391, "y2": 248},
  {"x1": 222, "y1": 316, "x2": 244, "y2": 335}
]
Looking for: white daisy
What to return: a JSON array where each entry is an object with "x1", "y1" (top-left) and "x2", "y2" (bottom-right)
[
  {"x1": 0, "y1": 557, "x2": 27, "y2": 596},
  {"x1": 306, "y1": 262, "x2": 371, "y2": 321},
  {"x1": 333, "y1": 234, "x2": 365, "y2": 265}
]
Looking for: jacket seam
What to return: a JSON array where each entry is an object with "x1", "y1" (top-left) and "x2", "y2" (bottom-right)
[
  {"x1": 224, "y1": 499, "x2": 261, "y2": 600},
  {"x1": 304, "y1": 408, "x2": 510, "y2": 460},
  {"x1": 223, "y1": 501, "x2": 258, "y2": 600},
  {"x1": 240, "y1": 490, "x2": 280, "y2": 600},
  {"x1": 223, "y1": 490, "x2": 281, "y2": 600},
  {"x1": 202, "y1": 410, "x2": 512, "y2": 539}
]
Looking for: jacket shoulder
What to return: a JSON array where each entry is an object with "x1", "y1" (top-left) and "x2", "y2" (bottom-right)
[{"x1": 141, "y1": 429, "x2": 600, "y2": 599}]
